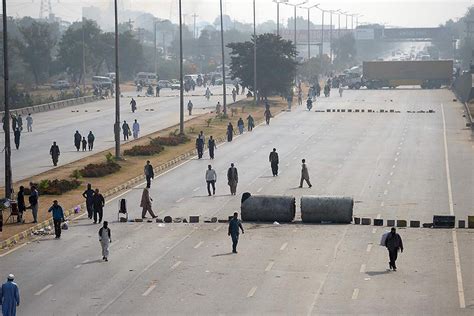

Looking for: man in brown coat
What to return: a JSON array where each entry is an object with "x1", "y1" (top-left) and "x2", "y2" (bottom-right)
[
  {"x1": 227, "y1": 163, "x2": 238, "y2": 195},
  {"x1": 299, "y1": 159, "x2": 312, "y2": 188},
  {"x1": 140, "y1": 187, "x2": 157, "y2": 219}
]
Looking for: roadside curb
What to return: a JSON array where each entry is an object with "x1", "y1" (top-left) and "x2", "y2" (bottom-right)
[{"x1": 0, "y1": 96, "x2": 98, "y2": 117}]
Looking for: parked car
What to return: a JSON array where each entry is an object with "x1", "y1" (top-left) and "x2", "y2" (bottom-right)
[
  {"x1": 170, "y1": 81, "x2": 181, "y2": 90},
  {"x1": 158, "y1": 80, "x2": 171, "y2": 89},
  {"x1": 92, "y1": 76, "x2": 113, "y2": 89},
  {"x1": 51, "y1": 80, "x2": 70, "y2": 90}
]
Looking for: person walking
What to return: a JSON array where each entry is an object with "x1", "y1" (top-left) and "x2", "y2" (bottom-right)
[
  {"x1": 82, "y1": 183, "x2": 95, "y2": 219},
  {"x1": 144, "y1": 161, "x2": 154, "y2": 187},
  {"x1": 98, "y1": 221, "x2": 112, "y2": 262},
  {"x1": 48, "y1": 200, "x2": 65, "y2": 239},
  {"x1": 237, "y1": 117, "x2": 244, "y2": 134},
  {"x1": 132, "y1": 119, "x2": 140, "y2": 139},
  {"x1": 13, "y1": 128, "x2": 21, "y2": 150},
  {"x1": 286, "y1": 93, "x2": 293, "y2": 111},
  {"x1": 92, "y1": 189, "x2": 105, "y2": 224},
  {"x1": 11, "y1": 115, "x2": 17, "y2": 132},
  {"x1": 16, "y1": 115, "x2": 23, "y2": 131},
  {"x1": 87, "y1": 131, "x2": 95, "y2": 151},
  {"x1": 130, "y1": 98, "x2": 137, "y2": 113},
  {"x1": 187, "y1": 100, "x2": 193, "y2": 116},
  {"x1": 227, "y1": 163, "x2": 238, "y2": 195},
  {"x1": 26, "y1": 113, "x2": 33, "y2": 132},
  {"x1": 232, "y1": 88, "x2": 237, "y2": 103},
  {"x1": 0, "y1": 274, "x2": 20, "y2": 316},
  {"x1": 228, "y1": 212, "x2": 244, "y2": 253},
  {"x1": 140, "y1": 187, "x2": 157, "y2": 219},
  {"x1": 227, "y1": 122, "x2": 234, "y2": 142},
  {"x1": 196, "y1": 135, "x2": 204, "y2": 159},
  {"x1": 208, "y1": 136, "x2": 216, "y2": 159},
  {"x1": 384, "y1": 227, "x2": 404, "y2": 271},
  {"x1": 50, "y1": 141, "x2": 60, "y2": 166},
  {"x1": 264, "y1": 108, "x2": 272, "y2": 125},
  {"x1": 81, "y1": 137, "x2": 87, "y2": 151},
  {"x1": 155, "y1": 85, "x2": 160, "y2": 97},
  {"x1": 16, "y1": 186, "x2": 26, "y2": 224},
  {"x1": 74, "y1": 131, "x2": 82, "y2": 151},
  {"x1": 205, "y1": 165, "x2": 217, "y2": 196},
  {"x1": 216, "y1": 101, "x2": 221, "y2": 114},
  {"x1": 28, "y1": 184, "x2": 39, "y2": 223},
  {"x1": 299, "y1": 159, "x2": 312, "y2": 188},
  {"x1": 122, "y1": 121, "x2": 130, "y2": 141},
  {"x1": 269, "y1": 148, "x2": 279, "y2": 176},
  {"x1": 246, "y1": 114, "x2": 254, "y2": 131}
]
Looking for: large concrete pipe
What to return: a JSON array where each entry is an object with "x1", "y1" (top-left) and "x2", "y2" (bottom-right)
[
  {"x1": 301, "y1": 196, "x2": 353, "y2": 223},
  {"x1": 241, "y1": 195, "x2": 295, "y2": 222}
]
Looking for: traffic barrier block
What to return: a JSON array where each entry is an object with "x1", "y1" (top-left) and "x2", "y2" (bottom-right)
[
  {"x1": 433, "y1": 215, "x2": 455, "y2": 228},
  {"x1": 189, "y1": 216, "x2": 200, "y2": 223},
  {"x1": 337, "y1": 109, "x2": 340, "y2": 112},
  {"x1": 458, "y1": 220, "x2": 465, "y2": 228},
  {"x1": 355, "y1": 109, "x2": 360, "y2": 113},
  {"x1": 218, "y1": 219, "x2": 228, "y2": 223},
  {"x1": 422, "y1": 223, "x2": 433, "y2": 228},
  {"x1": 155, "y1": 218, "x2": 163, "y2": 223},
  {"x1": 397, "y1": 220, "x2": 407, "y2": 227},
  {"x1": 341, "y1": 109, "x2": 345, "y2": 112},
  {"x1": 348, "y1": 109, "x2": 352, "y2": 112},
  {"x1": 361, "y1": 109, "x2": 365, "y2": 112},
  {"x1": 374, "y1": 219, "x2": 383, "y2": 226},
  {"x1": 134, "y1": 218, "x2": 143, "y2": 222},
  {"x1": 390, "y1": 109, "x2": 395, "y2": 113},
  {"x1": 361, "y1": 218, "x2": 371, "y2": 225},
  {"x1": 211, "y1": 217, "x2": 218, "y2": 223},
  {"x1": 468, "y1": 216, "x2": 474, "y2": 228},
  {"x1": 164, "y1": 216, "x2": 172, "y2": 223},
  {"x1": 354, "y1": 217, "x2": 360, "y2": 224},
  {"x1": 327, "y1": 109, "x2": 331, "y2": 112},
  {"x1": 410, "y1": 220, "x2": 420, "y2": 228},
  {"x1": 387, "y1": 220, "x2": 395, "y2": 227}
]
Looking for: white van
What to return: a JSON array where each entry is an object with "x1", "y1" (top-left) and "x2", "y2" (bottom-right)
[{"x1": 134, "y1": 72, "x2": 158, "y2": 86}]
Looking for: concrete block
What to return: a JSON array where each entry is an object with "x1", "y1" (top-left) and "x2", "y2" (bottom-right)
[
  {"x1": 182, "y1": 218, "x2": 188, "y2": 223},
  {"x1": 368, "y1": 109, "x2": 373, "y2": 113},
  {"x1": 433, "y1": 215, "x2": 455, "y2": 228},
  {"x1": 218, "y1": 219, "x2": 228, "y2": 223},
  {"x1": 327, "y1": 109, "x2": 331, "y2": 112},
  {"x1": 458, "y1": 220, "x2": 465, "y2": 228},
  {"x1": 380, "y1": 109, "x2": 385, "y2": 113},
  {"x1": 410, "y1": 220, "x2": 420, "y2": 228},
  {"x1": 332, "y1": 109, "x2": 336, "y2": 112},
  {"x1": 374, "y1": 219, "x2": 383, "y2": 226},
  {"x1": 422, "y1": 223, "x2": 433, "y2": 228},
  {"x1": 390, "y1": 109, "x2": 395, "y2": 113},
  {"x1": 341, "y1": 109, "x2": 345, "y2": 112},
  {"x1": 134, "y1": 218, "x2": 143, "y2": 222},
  {"x1": 155, "y1": 218, "x2": 163, "y2": 223},
  {"x1": 348, "y1": 109, "x2": 352, "y2": 112},
  {"x1": 337, "y1": 109, "x2": 340, "y2": 112},
  {"x1": 211, "y1": 217, "x2": 218, "y2": 223},
  {"x1": 164, "y1": 216, "x2": 172, "y2": 223},
  {"x1": 354, "y1": 217, "x2": 360, "y2": 224},
  {"x1": 468, "y1": 216, "x2": 474, "y2": 228},
  {"x1": 361, "y1": 218, "x2": 371, "y2": 225},
  {"x1": 189, "y1": 216, "x2": 200, "y2": 223},
  {"x1": 119, "y1": 217, "x2": 127, "y2": 222},
  {"x1": 355, "y1": 109, "x2": 360, "y2": 113},
  {"x1": 387, "y1": 220, "x2": 395, "y2": 227},
  {"x1": 361, "y1": 109, "x2": 365, "y2": 112},
  {"x1": 397, "y1": 220, "x2": 407, "y2": 227}
]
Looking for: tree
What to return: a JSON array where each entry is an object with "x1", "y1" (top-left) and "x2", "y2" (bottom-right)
[
  {"x1": 331, "y1": 33, "x2": 356, "y2": 68},
  {"x1": 228, "y1": 33, "x2": 297, "y2": 98}
]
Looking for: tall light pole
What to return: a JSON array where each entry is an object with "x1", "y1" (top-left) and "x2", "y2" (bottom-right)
[
  {"x1": 284, "y1": 0, "x2": 307, "y2": 85},
  {"x1": 337, "y1": 10, "x2": 341, "y2": 39},
  {"x1": 113, "y1": 0, "x2": 121, "y2": 159},
  {"x1": 253, "y1": 0, "x2": 257, "y2": 104},
  {"x1": 153, "y1": 19, "x2": 157, "y2": 75},
  {"x1": 273, "y1": 0, "x2": 288, "y2": 37},
  {"x1": 355, "y1": 14, "x2": 363, "y2": 28},
  {"x1": 82, "y1": 16, "x2": 86, "y2": 92},
  {"x1": 3, "y1": 0, "x2": 12, "y2": 199},
  {"x1": 314, "y1": 5, "x2": 325, "y2": 62},
  {"x1": 219, "y1": 0, "x2": 227, "y2": 115},
  {"x1": 329, "y1": 10, "x2": 335, "y2": 63},
  {"x1": 301, "y1": 3, "x2": 319, "y2": 60},
  {"x1": 179, "y1": 0, "x2": 184, "y2": 133}
]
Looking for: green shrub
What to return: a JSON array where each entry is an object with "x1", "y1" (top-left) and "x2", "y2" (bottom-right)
[
  {"x1": 151, "y1": 135, "x2": 189, "y2": 147},
  {"x1": 25, "y1": 179, "x2": 81, "y2": 195},
  {"x1": 124, "y1": 144, "x2": 164, "y2": 156},
  {"x1": 80, "y1": 162, "x2": 121, "y2": 177}
]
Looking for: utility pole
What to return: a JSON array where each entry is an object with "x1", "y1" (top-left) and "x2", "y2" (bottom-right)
[
  {"x1": 253, "y1": 0, "x2": 257, "y2": 104},
  {"x1": 153, "y1": 20, "x2": 157, "y2": 75},
  {"x1": 82, "y1": 16, "x2": 86, "y2": 91},
  {"x1": 219, "y1": 0, "x2": 227, "y2": 115},
  {"x1": 3, "y1": 0, "x2": 12, "y2": 199},
  {"x1": 192, "y1": 13, "x2": 198, "y2": 38},
  {"x1": 113, "y1": 0, "x2": 121, "y2": 159},
  {"x1": 302, "y1": 3, "x2": 319, "y2": 61},
  {"x1": 284, "y1": 1, "x2": 308, "y2": 86},
  {"x1": 179, "y1": 0, "x2": 184, "y2": 134}
]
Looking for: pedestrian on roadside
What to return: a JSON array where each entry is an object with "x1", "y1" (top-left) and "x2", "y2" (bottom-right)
[
  {"x1": 144, "y1": 160, "x2": 154, "y2": 187},
  {"x1": 48, "y1": 200, "x2": 65, "y2": 239},
  {"x1": 208, "y1": 136, "x2": 216, "y2": 159},
  {"x1": 196, "y1": 135, "x2": 204, "y2": 159},
  {"x1": 264, "y1": 108, "x2": 272, "y2": 125},
  {"x1": 98, "y1": 221, "x2": 112, "y2": 262},
  {"x1": 0, "y1": 274, "x2": 20, "y2": 316},
  {"x1": 227, "y1": 163, "x2": 238, "y2": 195},
  {"x1": 16, "y1": 115, "x2": 23, "y2": 131},
  {"x1": 232, "y1": 88, "x2": 237, "y2": 103},
  {"x1": 26, "y1": 113, "x2": 33, "y2": 132},
  {"x1": 187, "y1": 100, "x2": 193, "y2": 116},
  {"x1": 237, "y1": 117, "x2": 244, "y2": 134},
  {"x1": 87, "y1": 131, "x2": 95, "y2": 151},
  {"x1": 384, "y1": 227, "x2": 404, "y2": 271},
  {"x1": 287, "y1": 93, "x2": 293, "y2": 111},
  {"x1": 269, "y1": 148, "x2": 279, "y2": 176},
  {"x1": 130, "y1": 98, "x2": 137, "y2": 113},
  {"x1": 74, "y1": 130, "x2": 82, "y2": 151},
  {"x1": 50, "y1": 141, "x2": 60, "y2": 166},
  {"x1": 205, "y1": 165, "x2": 217, "y2": 196},
  {"x1": 228, "y1": 212, "x2": 244, "y2": 253},
  {"x1": 122, "y1": 121, "x2": 130, "y2": 141},
  {"x1": 132, "y1": 119, "x2": 140, "y2": 139},
  {"x1": 13, "y1": 128, "x2": 21, "y2": 150},
  {"x1": 82, "y1": 183, "x2": 95, "y2": 219},
  {"x1": 28, "y1": 184, "x2": 39, "y2": 223},
  {"x1": 216, "y1": 101, "x2": 221, "y2": 114},
  {"x1": 16, "y1": 186, "x2": 25, "y2": 224},
  {"x1": 81, "y1": 137, "x2": 87, "y2": 151},
  {"x1": 92, "y1": 188, "x2": 105, "y2": 224},
  {"x1": 140, "y1": 187, "x2": 157, "y2": 219},
  {"x1": 246, "y1": 114, "x2": 254, "y2": 131},
  {"x1": 155, "y1": 85, "x2": 160, "y2": 97},
  {"x1": 227, "y1": 122, "x2": 234, "y2": 142},
  {"x1": 299, "y1": 159, "x2": 312, "y2": 188},
  {"x1": 11, "y1": 115, "x2": 17, "y2": 132}
]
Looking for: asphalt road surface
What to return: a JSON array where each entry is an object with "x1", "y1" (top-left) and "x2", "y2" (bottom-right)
[
  {"x1": 1, "y1": 88, "x2": 473, "y2": 315},
  {"x1": 0, "y1": 85, "x2": 241, "y2": 182}
]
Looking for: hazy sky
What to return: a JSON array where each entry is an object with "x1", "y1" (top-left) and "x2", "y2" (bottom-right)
[{"x1": 9, "y1": 0, "x2": 473, "y2": 27}]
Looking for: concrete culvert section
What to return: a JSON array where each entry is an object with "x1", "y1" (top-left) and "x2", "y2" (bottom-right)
[
  {"x1": 241, "y1": 195, "x2": 295, "y2": 222},
  {"x1": 301, "y1": 196, "x2": 354, "y2": 224}
]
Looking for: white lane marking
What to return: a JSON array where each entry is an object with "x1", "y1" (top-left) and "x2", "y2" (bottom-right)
[
  {"x1": 74, "y1": 264, "x2": 82, "y2": 269},
  {"x1": 280, "y1": 242, "x2": 288, "y2": 251},
  {"x1": 194, "y1": 241, "x2": 204, "y2": 249},
  {"x1": 243, "y1": 155, "x2": 248, "y2": 159},
  {"x1": 134, "y1": 223, "x2": 145, "y2": 231},
  {"x1": 267, "y1": 179, "x2": 273, "y2": 183},
  {"x1": 392, "y1": 165, "x2": 396, "y2": 169},
  {"x1": 193, "y1": 187, "x2": 200, "y2": 192},
  {"x1": 366, "y1": 244, "x2": 373, "y2": 252},
  {"x1": 82, "y1": 259, "x2": 90, "y2": 264},
  {"x1": 383, "y1": 190, "x2": 388, "y2": 195},
  {"x1": 247, "y1": 286, "x2": 258, "y2": 298},
  {"x1": 387, "y1": 180, "x2": 391, "y2": 185},
  {"x1": 390, "y1": 171, "x2": 394, "y2": 176},
  {"x1": 359, "y1": 264, "x2": 366, "y2": 273},
  {"x1": 257, "y1": 187, "x2": 263, "y2": 193},
  {"x1": 293, "y1": 156, "x2": 297, "y2": 160},
  {"x1": 441, "y1": 104, "x2": 465, "y2": 309},
  {"x1": 0, "y1": 243, "x2": 27, "y2": 258},
  {"x1": 176, "y1": 197, "x2": 185, "y2": 203},
  {"x1": 142, "y1": 284, "x2": 157, "y2": 297},
  {"x1": 171, "y1": 261, "x2": 182, "y2": 270},
  {"x1": 253, "y1": 149, "x2": 257, "y2": 153},
  {"x1": 376, "y1": 214, "x2": 381, "y2": 219},
  {"x1": 352, "y1": 288, "x2": 360, "y2": 300},
  {"x1": 372, "y1": 228, "x2": 377, "y2": 234},
  {"x1": 396, "y1": 152, "x2": 400, "y2": 156},
  {"x1": 34, "y1": 284, "x2": 53, "y2": 296},
  {"x1": 285, "y1": 162, "x2": 290, "y2": 167},
  {"x1": 265, "y1": 261, "x2": 275, "y2": 272},
  {"x1": 394, "y1": 157, "x2": 398, "y2": 162},
  {"x1": 213, "y1": 225, "x2": 222, "y2": 232}
]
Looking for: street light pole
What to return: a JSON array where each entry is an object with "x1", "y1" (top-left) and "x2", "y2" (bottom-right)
[
  {"x1": 302, "y1": 3, "x2": 319, "y2": 60},
  {"x1": 153, "y1": 20, "x2": 157, "y2": 75},
  {"x1": 329, "y1": 11, "x2": 333, "y2": 62},
  {"x1": 277, "y1": 1, "x2": 279, "y2": 36},
  {"x1": 113, "y1": 0, "x2": 121, "y2": 159},
  {"x1": 179, "y1": 0, "x2": 184, "y2": 133},
  {"x1": 284, "y1": 1, "x2": 307, "y2": 85},
  {"x1": 219, "y1": 0, "x2": 227, "y2": 115},
  {"x1": 3, "y1": 0, "x2": 12, "y2": 199},
  {"x1": 82, "y1": 17, "x2": 86, "y2": 92},
  {"x1": 253, "y1": 0, "x2": 257, "y2": 104}
]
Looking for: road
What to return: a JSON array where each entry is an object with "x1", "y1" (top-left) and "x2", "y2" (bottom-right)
[
  {"x1": 0, "y1": 85, "x2": 241, "y2": 182},
  {"x1": 1, "y1": 88, "x2": 473, "y2": 315}
]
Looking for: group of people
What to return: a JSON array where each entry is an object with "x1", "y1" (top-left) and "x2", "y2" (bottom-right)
[
  {"x1": 82, "y1": 184, "x2": 106, "y2": 224},
  {"x1": 14, "y1": 183, "x2": 39, "y2": 224},
  {"x1": 204, "y1": 163, "x2": 238, "y2": 196},
  {"x1": 225, "y1": 114, "x2": 255, "y2": 142},
  {"x1": 195, "y1": 132, "x2": 217, "y2": 160},
  {"x1": 2, "y1": 113, "x2": 34, "y2": 150},
  {"x1": 73, "y1": 130, "x2": 95, "y2": 152}
]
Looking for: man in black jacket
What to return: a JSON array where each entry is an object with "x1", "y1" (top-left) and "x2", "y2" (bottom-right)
[
  {"x1": 92, "y1": 189, "x2": 105, "y2": 224},
  {"x1": 384, "y1": 227, "x2": 404, "y2": 271}
]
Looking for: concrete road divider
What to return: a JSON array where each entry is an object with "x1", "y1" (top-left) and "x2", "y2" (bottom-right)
[
  {"x1": 361, "y1": 218, "x2": 371, "y2": 225},
  {"x1": 387, "y1": 220, "x2": 395, "y2": 227},
  {"x1": 396, "y1": 220, "x2": 407, "y2": 227},
  {"x1": 374, "y1": 219, "x2": 383, "y2": 226},
  {"x1": 241, "y1": 195, "x2": 295, "y2": 222},
  {"x1": 458, "y1": 220, "x2": 465, "y2": 228},
  {"x1": 468, "y1": 216, "x2": 474, "y2": 228},
  {"x1": 301, "y1": 196, "x2": 353, "y2": 224},
  {"x1": 189, "y1": 216, "x2": 200, "y2": 223},
  {"x1": 433, "y1": 215, "x2": 455, "y2": 228},
  {"x1": 410, "y1": 220, "x2": 420, "y2": 228}
]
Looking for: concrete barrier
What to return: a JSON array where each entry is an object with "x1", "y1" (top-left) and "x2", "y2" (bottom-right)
[
  {"x1": 468, "y1": 216, "x2": 474, "y2": 228},
  {"x1": 0, "y1": 96, "x2": 98, "y2": 117},
  {"x1": 300, "y1": 196, "x2": 353, "y2": 224},
  {"x1": 241, "y1": 195, "x2": 295, "y2": 222},
  {"x1": 374, "y1": 219, "x2": 383, "y2": 226}
]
